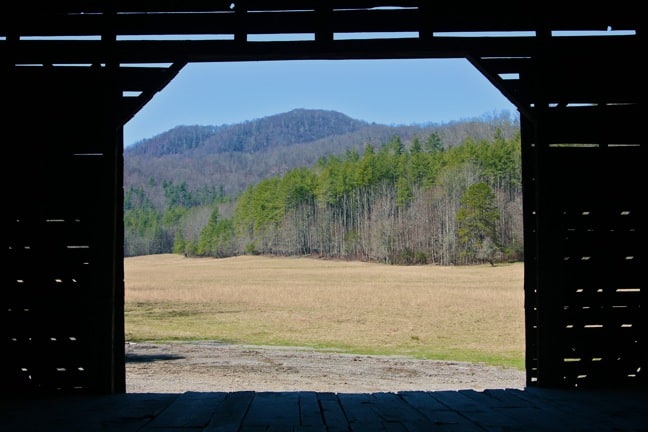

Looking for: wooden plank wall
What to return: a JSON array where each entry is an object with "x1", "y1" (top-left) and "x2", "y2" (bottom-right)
[
  {"x1": 1, "y1": 68, "x2": 124, "y2": 394},
  {"x1": 523, "y1": 112, "x2": 646, "y2": 388}
]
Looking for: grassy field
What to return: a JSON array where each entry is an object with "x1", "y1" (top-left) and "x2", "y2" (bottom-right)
[{"x1": 125, "y1": 254, "x2": 525, "y2": 369}]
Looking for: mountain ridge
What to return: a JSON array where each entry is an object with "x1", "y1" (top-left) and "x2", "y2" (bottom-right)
[
  {"x1": 124, "y1": 108, "x2": 519, "y2": 203},
  {"x1": 126, "y1": 109, "x2": 369, "y2": 158}
]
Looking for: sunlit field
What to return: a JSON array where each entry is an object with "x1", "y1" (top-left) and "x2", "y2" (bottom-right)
[{"x1": 125, "y1": 254, "x2": 525, "y2": 369}]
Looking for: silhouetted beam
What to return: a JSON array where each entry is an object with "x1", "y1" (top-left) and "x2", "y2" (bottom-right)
[
  {"x1": 1, "y1": 60, "x2": 185, "y2": 125},
  {"x1": 466, "y1": 55, "x2": 529, "y2": 119},
  {"x1": 2, "y1": 12, "x2": 642, "y2": 39},
  {"x1": 471, "y1": 57, "x2": 529, "y2": 75},
  {"x1": 0, "y1": 64, "x2": 180, "y2": 93},
  {"x1": 2, "y1": 9, "x2": 419, "y2": 37},
  {"x1": 117, "y1": 65, "x2": 185, "y2": 93},
  {"x1": 474, "y1": 54, "x2": 641, "y2": 107},
  {"x1": 3, "y1": 34, "x2": 639, "y2": 65},
  {"x1": 532, "y1": 104, "x2": 643, "y2": 145},
  {"x1": 523, "y1": 74, "x2": 641, "y2": 106},
  {"x1": 0, "y1": 0, "x2": 642, "y2": 21},
  {"x1": 1, "y1": 0, "x2": 414, "y2": 14},
  {"x1": 120, "y1": 62, "x2": 185, "y2": 125}
]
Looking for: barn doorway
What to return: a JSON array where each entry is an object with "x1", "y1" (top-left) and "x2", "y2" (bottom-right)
[{"x1": 122, "y1": 58, "x2": 526, "y2": 393}]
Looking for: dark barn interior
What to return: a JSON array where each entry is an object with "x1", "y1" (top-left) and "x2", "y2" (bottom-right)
[{"x1": 1, "y1": 2, "x2": 645, "y2": 430}]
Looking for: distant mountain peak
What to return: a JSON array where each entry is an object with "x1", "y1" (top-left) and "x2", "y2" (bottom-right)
[{"x1": 127, "y1": 109, "x2": 369, "y2": 157}]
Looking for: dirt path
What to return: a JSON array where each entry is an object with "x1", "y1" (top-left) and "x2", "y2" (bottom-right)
[{"x1": 125, "y1": 342, "x2": 526, "y2": 393}]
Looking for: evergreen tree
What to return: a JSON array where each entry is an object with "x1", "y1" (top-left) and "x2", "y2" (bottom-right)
[
  {"x1": 424, "y1": 131, "x2": 444, "y2": 153},
  {"x1": 172, "y1": 229, "x2": 187, "y2": 255},
  {"x1": 456, "y1": 182, "x2": 500, "y2": 265},
  {"x1": 196, "y1": 208, "x2": 235, "y2": 257}
]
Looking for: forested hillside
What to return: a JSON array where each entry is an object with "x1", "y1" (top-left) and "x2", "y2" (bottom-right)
[{"x1": 124, "y1": 108, "x2": 522, "y2": 264}]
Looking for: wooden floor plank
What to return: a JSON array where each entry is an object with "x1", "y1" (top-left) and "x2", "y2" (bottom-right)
[
  {"x1": 204, "y1": 391, "x2": 256, "y2": 432},
  {"x1": 429, "y1": 390, "x2": 525, "y2": 431},
  {"x1": 317, "y1": 392, "x2": 350, "y2": 432},
  {"x1": 398, "y1": 391, "x2": 483, "y2": 431},
  {"x1": 1, "y1": 388, "x2": 647, "y2": 431},
  {"x1": 480, "y1": 388, "x2": 534, "y2": 407},
  {"x1": 97, "y1": 394, "x2": 181, "y2": 431},
  {"x1": 298, "y1": 391, "x2": 326, "y2": 429},
  {"x1": 0, "y1": 394, "x2": 178, "y2": 432},
  {"x1": 458, "y1": 389, "x2": 580, "y2": 431},
  {"x1": 338, "y1": 393, "x2": 407, "y2": 432},
  {"x1": 241, "y1": 391, "x2": 301, "y2": 430},
  {"x1": 500, "y1": 388, "x2": 639, "y2": 431},
  {"x1": 139, "y1": 391, "x2": 227, "y2": 429},
  {"x1": 293, "y1": 426, "x2": 328, "y2": 432},
  {"x1": 371, "y1": 392, "x2": 438, "y2": 431},
  {"x1": 337, "y1": 393, "x2": 388, "y2": 431},
  {"x1": 518, "y1": 387, "x2": 648, "y2": 431}
]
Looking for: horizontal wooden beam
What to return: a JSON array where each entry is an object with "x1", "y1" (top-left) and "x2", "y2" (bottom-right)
[
  {"x1": 4, "y1": 64, "x2": 181, "y2": 91},
  {"x1": 1, "y1": 0, "x2": 643, "y2": 19},
  {"x1": 533, "y1": 104, "x2": 644, "y2": 145},
  {"x1": 2, "y1": 34, "x2": 639, "y2": 65},
  {"x1": 0, "y1": 7, "x2": 642, "y2": 38}
]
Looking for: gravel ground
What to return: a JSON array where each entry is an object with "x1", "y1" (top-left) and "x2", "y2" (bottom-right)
[{"x1": 125, "y1": 342, "x2": 526, "y2": 393}]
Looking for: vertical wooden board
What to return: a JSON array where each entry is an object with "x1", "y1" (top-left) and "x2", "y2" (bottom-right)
[{"x1": 520, "y1": 114, "x2": 541, "y2": 387}]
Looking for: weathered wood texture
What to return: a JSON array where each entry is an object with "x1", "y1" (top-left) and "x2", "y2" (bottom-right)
[{"x1": 1, "y1": 388, "x2": 647, "y2": 431}]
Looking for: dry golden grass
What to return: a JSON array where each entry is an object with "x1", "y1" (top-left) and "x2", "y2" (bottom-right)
[{"x1": 125, "y1": 254, "x2": 525, "y2": 368}]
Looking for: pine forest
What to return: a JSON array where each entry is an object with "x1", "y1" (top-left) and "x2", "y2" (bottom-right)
[{"x1": 124, "y1": 109, "x2": 523, "y2": 266}]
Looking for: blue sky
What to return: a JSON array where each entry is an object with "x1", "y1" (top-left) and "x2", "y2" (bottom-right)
[{"x1": 123, "y1": 58, "x2": 518, "y2": 147}]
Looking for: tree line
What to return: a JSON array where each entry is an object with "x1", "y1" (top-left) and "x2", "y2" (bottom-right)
[
  {"x1": 124, "y1": 129, "x2": 524, "y2": 265},
  {"x1": 124, "y1": 109, "x2": 520, "y2": 206}
]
